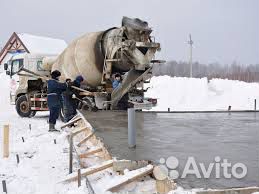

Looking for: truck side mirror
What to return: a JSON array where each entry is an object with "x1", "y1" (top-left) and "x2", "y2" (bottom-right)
[
  {"x1": 4, "y1": 63, "x2": 8, "y2": 70},
  {"x1": 6, "y1": 70, "x2": 10, "y2": 75}
]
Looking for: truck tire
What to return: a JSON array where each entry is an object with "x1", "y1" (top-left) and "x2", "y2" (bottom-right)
[
  {"x1": 29, "y1": 111, "x2": 37, "y2": 117},
  {"x1": 16, "y1": 95, "x2": 32, "y2": 117}
]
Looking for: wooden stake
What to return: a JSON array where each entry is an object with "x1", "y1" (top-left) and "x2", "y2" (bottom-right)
[
  {"x1": 29, "y1": 124, "x2": 31, "y2": 131},
  {"x1": 21, "y1": 137, "x2": 25, "y2": 142},
  {"x1": 78, "y1": 169, "x2": 81, "y2": 187},
  {"x1": 3, "y1": 125, "x2": 9, "y2": 158},
  {"x1": 153, "y1": 165, "x2": 168, "y2": 181},
  {"x1": 69, "y1": 135, "x2": 73, "y2": 174},
  {"x1": 156, "y1": 178, "x2": 173, "y2": 194},
  {"x1": 2, "y1": 180, "x2": 7, "y2": 193},
  {"x1": 16, "y1": 154, "x2": 20, "y2": 164},
  {"x1": 54, "y1": 139, "x2": 56, "y2": 144}
]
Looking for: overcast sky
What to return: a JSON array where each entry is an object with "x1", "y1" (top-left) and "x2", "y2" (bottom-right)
[{"x1": 0, "y1": 0, "x2": 258, "y2": 65}]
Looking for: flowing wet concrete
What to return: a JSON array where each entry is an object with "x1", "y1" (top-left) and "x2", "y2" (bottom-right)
[{"x1": 81, "y1": 110, "x2": 259, "y2": 189}]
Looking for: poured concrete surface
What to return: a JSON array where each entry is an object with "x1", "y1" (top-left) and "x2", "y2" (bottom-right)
[{"x1": 81, "y1": 110, "x2": 259, "y2": 189}]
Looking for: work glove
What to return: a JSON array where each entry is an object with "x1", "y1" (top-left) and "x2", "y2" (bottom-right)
[{"x1": 65, "y1": 81, "x2": 73, "y2": 88}]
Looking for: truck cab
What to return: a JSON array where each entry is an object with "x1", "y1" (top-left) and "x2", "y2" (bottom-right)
[{"x1": 4, "y1": 53, "x2": 56, "y2": 117}]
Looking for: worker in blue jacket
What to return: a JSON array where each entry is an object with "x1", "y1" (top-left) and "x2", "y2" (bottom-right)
[
  {"x1": 47, "y1": 70, "x2": 67, "y2": 131},
  {"x1": 112, "y1": 73, "x2": 122, "y2": 89}
]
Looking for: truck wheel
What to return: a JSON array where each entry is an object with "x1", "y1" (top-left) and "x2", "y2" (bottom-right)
[
  {"x1": 29, "y1": 111, "x2": 37, "y2": 117},
  {"x1": 92, "y1": 106, "x2": 98, "y2": 112},
  {"x1": 16, "y1": 95, "x2": 32, "y2": 117}
]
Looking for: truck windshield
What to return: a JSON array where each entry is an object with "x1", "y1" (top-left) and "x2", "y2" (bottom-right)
[{"x1": 11, "y1": 59, "x2": 24, "y2": 76}]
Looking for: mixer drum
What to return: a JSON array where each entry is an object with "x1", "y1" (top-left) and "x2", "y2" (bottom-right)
[
  {"x1": 52, "y1": 31, "x2": 105, "y2": 87},
  {"x1": 51, "y1": 17, "x2": 160, "y2": 89}
]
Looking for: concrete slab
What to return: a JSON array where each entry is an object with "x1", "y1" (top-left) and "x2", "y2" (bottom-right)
[{"x1": 81, "y1": 110, "x2": 259, "y2": 189}]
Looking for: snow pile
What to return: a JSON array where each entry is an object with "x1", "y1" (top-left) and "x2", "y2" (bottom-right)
[{"x1": 145, "y1": 76, "x2": 259, "y2": 111}]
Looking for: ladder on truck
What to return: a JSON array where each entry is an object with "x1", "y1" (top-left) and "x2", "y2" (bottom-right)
[{"x1": 101, "y1": 35, "x2": 124, "y2": 84}]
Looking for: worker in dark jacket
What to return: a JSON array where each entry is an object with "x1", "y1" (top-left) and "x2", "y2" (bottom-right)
[
  {"x1": 62, "y1": 78, "x2": 72, "y2": 122},
  {"x1": 62, "y1": 75, "x2": 84, "y2": 122},
  {"x1": 47, "y1": 70, "x2": 67, "y2": 131}
]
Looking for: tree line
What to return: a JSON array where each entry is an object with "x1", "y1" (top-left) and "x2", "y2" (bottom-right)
[{"x1": 152, "y1": 61, "x2": 259, "y2": 83}]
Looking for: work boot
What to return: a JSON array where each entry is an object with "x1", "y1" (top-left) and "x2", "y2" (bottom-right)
[{"x1": 48, "y1": 124, "x2": 60, "y2": 132}]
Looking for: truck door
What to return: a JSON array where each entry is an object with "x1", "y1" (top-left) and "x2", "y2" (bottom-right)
[{"x1": 9, "y1": 59, "x2": 23, "y2": 104}]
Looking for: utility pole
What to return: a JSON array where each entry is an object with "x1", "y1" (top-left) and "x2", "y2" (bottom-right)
[{"x1": 188, "y1": 34, "x2": 193, "y2": 78}]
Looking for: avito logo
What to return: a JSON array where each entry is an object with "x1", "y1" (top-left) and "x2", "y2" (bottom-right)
[{"x1": 158, "y1": 156, "x2": 247, "y2": 179}]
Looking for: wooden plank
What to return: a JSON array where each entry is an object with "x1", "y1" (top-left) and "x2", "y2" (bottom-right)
[
  {"x1": 61, "y1": 117, "x2": 82, "y2": 129},
  {"x1": 78, "y1": 169, "x2": 81, "y2": 187},
  {"x1": 156, "y1": 178, "x2": 173, "y2": 194},
  {"x1": 106, "y1": 165, "x2": 153, "y2": 192},
  {"x1": 77, "y1": 132, "x2": 95, "y2": 147},
  {"x1": 70, "y1": 126, "x2": 87, "y2": 136},
  {"x1": 3, "y1": 125, "x2": 9, "y2": 158},
  {"x1": 79, "y1": 147, "x2": 103, "y2": 158},
  {"x1": 79, "y1": 91, "x2": 94, "y2": 96},
  {"x1": 153, "y1": 165, "x2": 168, "y2": 180},
  {"x1": 113, "y1": 160, "x2": 149, "y2": 173},
  {"x1": 102, "y1": 147, "x2": 112, "y2": 160},
  {"x1": 63, "y1": 160, "x2": 113, "y2": 182},
  {"x1": 72, "y1": 86, "x2": 93, "y2": 95}
]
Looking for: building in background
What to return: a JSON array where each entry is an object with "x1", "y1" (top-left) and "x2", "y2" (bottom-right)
[{"x1": 0, "y1": 32, "x2": 67, "y2": 66}]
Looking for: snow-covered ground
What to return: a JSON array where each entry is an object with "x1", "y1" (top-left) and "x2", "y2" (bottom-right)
[
  {"x1": 0, "y1": 72, "x2": 173, "y2": 194},
  {"x1": 1, "y1": 71, "x2": 259, "y2": 194},
  {"x1": 145, "y1": 76, "x2": 259, "y2": 111},
  {"x1": 0, "y1": 73, "x2": 88, "y2": 193}
]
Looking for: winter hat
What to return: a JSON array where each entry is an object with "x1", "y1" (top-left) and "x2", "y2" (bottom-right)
[
  {"x1": 115, "y1": 73, "x2": 121, "y2": 79},
  {"x1": 115, "y1": 73, "x2": 120, "y2": 78},
  {"x1": 75, "y1": 75, "x2": 84, "y2": 83},
  {"x1": 51, "y1": 70, "x2": 61, "y2": 79}
]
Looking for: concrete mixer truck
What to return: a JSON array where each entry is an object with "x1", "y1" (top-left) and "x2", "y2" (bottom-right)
[{"x1": 4, "y1": 17, "x2": 163, "y2": 118}]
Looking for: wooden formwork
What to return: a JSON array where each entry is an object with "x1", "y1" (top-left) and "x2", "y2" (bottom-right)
[
  {"x1": 60, "y1": 111, "x2": 259, "y2": 194},
  {"x1": 60, "y1": 111, "x2": 176, "y2": 193}
]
